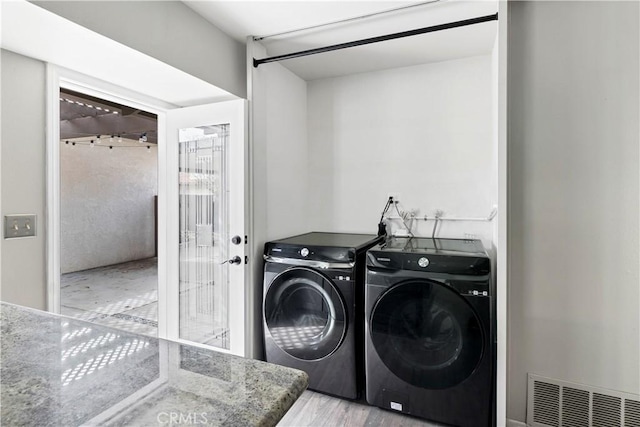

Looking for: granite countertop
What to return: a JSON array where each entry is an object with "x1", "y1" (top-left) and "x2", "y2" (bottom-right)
[{"x1": 0, "y1": 302, "x2": 308, "y2": 426}]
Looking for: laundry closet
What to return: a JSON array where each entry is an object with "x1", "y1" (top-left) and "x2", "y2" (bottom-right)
[
  {"x1": 248, "y1": 1, "x2": 504, "y2": 251},
  {"x1": 248, "y1": 0, "x2": 507, "y2": 424}
]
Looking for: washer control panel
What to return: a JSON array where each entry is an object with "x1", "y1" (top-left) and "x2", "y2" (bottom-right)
[{"x1": 265, "y1": 243, "x2": 356, "y2": 263}]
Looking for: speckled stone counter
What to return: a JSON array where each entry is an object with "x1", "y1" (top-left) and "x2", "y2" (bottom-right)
[{"x1": 0, "y1": 303, "x2": 308, "y2": 426}]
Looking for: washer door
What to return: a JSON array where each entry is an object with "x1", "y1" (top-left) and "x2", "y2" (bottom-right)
[
  {"x1": 264, "y1": 267, "x2": 347, "y2": 360},
  {"x1": 370, "y1": 280, "x2": 484, "y2": 389}
]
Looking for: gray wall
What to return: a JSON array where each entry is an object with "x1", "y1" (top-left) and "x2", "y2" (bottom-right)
[
  {"x1": 60, "y1": 144, "x2": 158, "y2": 274},
  {"x1": 1, "y1": 49, "x2": 47, "y2": 309},
  {"x1": 508, "y1": 1, "x2": 639, "y2": 422},
  {"x1": 32, "y1": 1, "x2": 246, "y2": 98}
]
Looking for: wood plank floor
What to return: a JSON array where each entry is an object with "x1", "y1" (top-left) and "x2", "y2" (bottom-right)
[{"x1": 278, "y1": 390, "x2": 442, "y2": 426}]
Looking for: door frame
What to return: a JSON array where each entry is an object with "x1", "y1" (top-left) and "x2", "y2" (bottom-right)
[
  {"x1": 46, "y1": 66, "x2": 254, "y2": 357},
  {"x1": 46, "y1": 65, "x2": 174, "y2": 337}
]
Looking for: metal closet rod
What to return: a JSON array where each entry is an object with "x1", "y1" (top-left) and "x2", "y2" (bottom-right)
[{"x1": 253, "y1": 13, "x2": 498, "y2": 68}]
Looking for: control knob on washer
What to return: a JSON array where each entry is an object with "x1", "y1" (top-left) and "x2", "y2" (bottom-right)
[
  {"x1": 417, "y1": 257, "x2": 430, "y2": 268},
  {"x1": 300, "y1": 248, "x2": 309, "y2": 257}
]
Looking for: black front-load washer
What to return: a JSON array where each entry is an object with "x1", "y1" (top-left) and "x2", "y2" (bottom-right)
[
  {"x1": 263, "y1": 232, "x2": 382, "y2": 399},
  {"x1": 365, "y1": 237, "x2": 495, "y2": 427}
]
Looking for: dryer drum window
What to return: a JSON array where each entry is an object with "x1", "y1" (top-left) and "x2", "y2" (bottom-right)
[
  {"x1": 370, "y1": 280, "x2": 484, "y2": 389},
  {"x1": 264, "y1": 267, "x2": 347, "y2": 360}
]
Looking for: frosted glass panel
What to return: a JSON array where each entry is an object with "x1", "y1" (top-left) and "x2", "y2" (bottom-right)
[{"x1": 178, "y1": 125, "x2": 229, "y2": 349}]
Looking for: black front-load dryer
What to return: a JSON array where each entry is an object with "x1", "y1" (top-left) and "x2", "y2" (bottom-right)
[
  {"x1": 365, "y1": 237, "x2": 495, "y2": 427},
  {"x1": 263, "y1": 232, "x2": 382, "y2": 399}
]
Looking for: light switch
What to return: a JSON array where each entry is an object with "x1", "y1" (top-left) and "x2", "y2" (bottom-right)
[{"x1": 4, "y1": 215, "x2": 36, "y2": 239}]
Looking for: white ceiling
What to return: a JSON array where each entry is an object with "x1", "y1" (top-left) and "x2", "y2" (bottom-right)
[
  {"x1": 184, "y1": 1, "x2": 427, "y2": 42},
  {"x1": 184, "y1": 0, "x2": 498, "y2": 80}
]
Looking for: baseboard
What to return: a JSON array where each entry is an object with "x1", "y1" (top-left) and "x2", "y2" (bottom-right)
[{"x1": 506, "y1": 419, "x2": 527, "y2": 427}]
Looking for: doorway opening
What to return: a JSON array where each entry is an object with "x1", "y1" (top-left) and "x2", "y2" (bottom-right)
[{"x1": 58, "y1": 88, "x2": 159, "y2": 337}]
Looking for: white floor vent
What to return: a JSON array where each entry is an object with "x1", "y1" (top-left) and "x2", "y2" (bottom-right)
[{"x1": 527, "y1": 374, "x2": 640, "y2": 427}]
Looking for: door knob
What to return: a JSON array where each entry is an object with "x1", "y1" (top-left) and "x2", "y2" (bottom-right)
[
  {"x1": 228, "y1": 256, "x2": 242, "y2": 265},
  {"x1": 231, "y1": 235, "x2": 242, "y2": 245}
]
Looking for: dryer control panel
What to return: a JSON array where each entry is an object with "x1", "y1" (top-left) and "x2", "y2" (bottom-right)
[
  {"x1": 367, "y1": 251, "x2": 490, "y2": 276},
  {"x1": 367, "y1": 237, "x2": 491, "y2": 275}
]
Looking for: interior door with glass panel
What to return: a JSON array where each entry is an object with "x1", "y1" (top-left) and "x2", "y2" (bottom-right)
[{"x1": 165, "y1": 100, "x2": 246, "y2": 356}]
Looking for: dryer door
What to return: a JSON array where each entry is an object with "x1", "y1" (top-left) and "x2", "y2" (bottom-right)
[
  {"x1": 264, "y1": 267, "x2": 347, "y2": 360},
  {"x1": 370, "y1": 280, "x2": 484, "y2": 389}
]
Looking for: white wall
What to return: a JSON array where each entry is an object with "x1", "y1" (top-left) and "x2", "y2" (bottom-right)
[
  {"x1": 32, "y1": 1, "x2": 246, "y2": 98},
  {"x1": 60, "y1": 143, "x2": 158, "y2": 273},
  {"x1": 507, "y1": 1, "x2": 640, "y2": 422},
  {"x1": 307, "y1": 55, "x2": 495, "y2": 244},
  {"x1": 262, "y1": 69, "x2": 309, "y2": 241},
  {"x1": 494, "y1": 2, "x2": 509, "y2": 424},
  {"x1": 249, "y1": 43, "x2": 309, "y2": 245},
  {"x1": 248, "y1": 40, "x2": 309, "y2": 357},
  {"x1": 1, "y1": 49, "x2": 47, "y2": 309}
]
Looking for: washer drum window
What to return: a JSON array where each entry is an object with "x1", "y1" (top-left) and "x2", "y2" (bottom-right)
[
  {"x1": 370, "y1": 280, "x2": 484, "y2": 389},
  {"x1": 264, "y1": 267, "x2": 347, "y2": 360}
]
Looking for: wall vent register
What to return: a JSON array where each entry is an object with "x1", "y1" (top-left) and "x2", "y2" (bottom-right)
[{"x1": 527, "y1": 374, "x2": 640, "y2": 427}]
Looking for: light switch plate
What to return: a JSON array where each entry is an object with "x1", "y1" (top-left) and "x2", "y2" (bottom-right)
[{"x1": 4, "y1": 215, "x2": 36, "y2": 239}]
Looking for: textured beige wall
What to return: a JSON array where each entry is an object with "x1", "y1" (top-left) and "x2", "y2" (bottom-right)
[
  {"x1": 508, "y1": 1, "x2": 640, "y2": 422},
  {"x1": 1, "y1": 49, "x2": 47, "y2": 309},
  {"x1": 60, "y1": 143, "x2": 158, "y2": 273}
]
